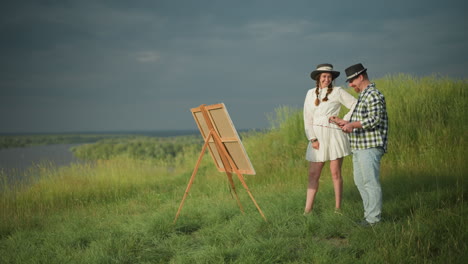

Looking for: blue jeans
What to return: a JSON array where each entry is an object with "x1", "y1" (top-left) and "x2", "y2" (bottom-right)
[{"x1": 352, "y1": 147, "x2": 384, "y2": 224}]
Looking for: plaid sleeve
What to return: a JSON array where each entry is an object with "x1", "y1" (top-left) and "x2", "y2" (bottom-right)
[{"x1": 360, "y1": 92, "x2": 384, "y2": 130}]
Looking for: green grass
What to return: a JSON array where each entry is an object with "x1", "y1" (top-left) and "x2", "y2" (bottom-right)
[{"x1": 0, "y1": 74, "x2": 466, "y2": 263}]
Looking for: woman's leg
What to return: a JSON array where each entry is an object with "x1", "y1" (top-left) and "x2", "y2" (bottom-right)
[
  {"x1": 330, "y1": 158, "x2": 344, "y2": 210},
  {"x1": 304, "y1": 161, "x2": 325, "y2": 213}
]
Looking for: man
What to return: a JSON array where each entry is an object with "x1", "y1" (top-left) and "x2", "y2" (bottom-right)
[{"x1": 331, "y1": 63, "x2": 388, "y2": 226}]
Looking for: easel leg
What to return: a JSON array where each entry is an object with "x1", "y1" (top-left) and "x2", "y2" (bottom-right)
[
  {"x1": 225, "y1": 172, "x2": 244, "y2": 213},
  {"x1": 173, "y1": 136, "x2": 210, "y2": 224},
  {"x1": 210, "y1": 130, "x2": 267, "y2": 221},
  {"x1": 235, "y1": 172, "x2": 267, "y2": 221}
]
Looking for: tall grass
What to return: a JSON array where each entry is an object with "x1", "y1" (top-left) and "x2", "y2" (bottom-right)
[
  {"x1": 379, "y1": 74, "x2": 465, "y2": 167},
  {"x1": 0, "y1": 74, "x2": 466, "y2": 263}
]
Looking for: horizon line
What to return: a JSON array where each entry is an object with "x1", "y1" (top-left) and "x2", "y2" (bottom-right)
[{"x1": 0, "y1": 128, "x2": 265, "y2": 136}]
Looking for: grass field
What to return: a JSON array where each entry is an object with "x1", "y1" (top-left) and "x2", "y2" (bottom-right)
[{"x1": 0, "y1": 74, "x2": 466, "y2": 263}]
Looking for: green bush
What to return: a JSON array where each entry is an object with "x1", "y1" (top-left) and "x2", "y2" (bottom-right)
[{"x1": 71, "y1": 135, "x2": 203, "y2": 162}]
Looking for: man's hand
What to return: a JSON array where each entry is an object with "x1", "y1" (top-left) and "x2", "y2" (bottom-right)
[{"x1": 341, "y1": 123, "x2": 354, "y2": 133}]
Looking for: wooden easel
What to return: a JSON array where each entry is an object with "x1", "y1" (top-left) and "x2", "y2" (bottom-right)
[{"x1": 174, "y1": 105, "x2": 266, "y2": 223}]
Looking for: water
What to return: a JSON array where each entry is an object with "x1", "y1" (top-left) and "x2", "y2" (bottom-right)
[
  {"x1": 0, "y1": 129, "x2": 232, "y2": 185},
  {"x1": 0, "y1": 144, "x2": 83, "y2": 184}
]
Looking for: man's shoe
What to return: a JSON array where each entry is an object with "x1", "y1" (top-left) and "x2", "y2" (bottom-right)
[{"x1": 357, "y1": 219, "x2": 379, "y2": 227}]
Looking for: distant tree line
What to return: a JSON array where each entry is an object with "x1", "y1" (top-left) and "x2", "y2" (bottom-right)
[
  {"x1": 71, "y1": 135, "x2": 203, "y2": 161},
  {"x1": 0, "y1": 134, "x2": 122, "y2": 149}
]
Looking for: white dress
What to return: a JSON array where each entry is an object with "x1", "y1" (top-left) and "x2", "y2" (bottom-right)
[{"x1": 303, "y1": 86, "x2": 357, "y2": 162}]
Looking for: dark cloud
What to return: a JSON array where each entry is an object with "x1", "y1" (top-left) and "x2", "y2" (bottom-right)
[{"x1": 0, "y1": 0, "x2": 466, "y2": 133}]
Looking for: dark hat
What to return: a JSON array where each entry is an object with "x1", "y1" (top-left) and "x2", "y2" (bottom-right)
[
  {"x1": 310, "y1": 63, "x2": 340, "y2": 80},
  {"x1": 345, "y1": 63, "x2": 367, "y2": 82}
]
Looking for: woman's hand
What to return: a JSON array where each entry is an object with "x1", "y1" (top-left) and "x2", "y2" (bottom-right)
[{"x1": 312, "y1": 140, "x2": 320, "y2": 150}]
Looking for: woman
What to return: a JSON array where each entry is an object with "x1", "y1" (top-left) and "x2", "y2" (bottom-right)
[{"x1": 303, "y1": 63, "x2": 357, "y2": 215}]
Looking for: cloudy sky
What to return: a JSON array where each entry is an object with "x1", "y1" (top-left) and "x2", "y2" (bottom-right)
[{"x1": 1, "y1": 0, "x2": 466, "y2": 133}]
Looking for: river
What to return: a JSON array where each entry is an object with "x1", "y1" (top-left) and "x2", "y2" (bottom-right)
[{"x1": 0, "y1": 144, "x2": 83, "y2": 184}]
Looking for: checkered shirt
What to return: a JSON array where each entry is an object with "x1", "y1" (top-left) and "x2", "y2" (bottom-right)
[{"x1": 349, "y1": 83, "x2": 389, "y2": 152}]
